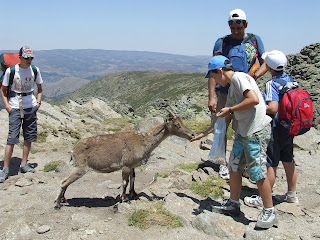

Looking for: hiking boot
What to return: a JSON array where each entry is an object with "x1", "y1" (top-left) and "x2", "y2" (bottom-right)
[
  {"x1": 0, "y1": 168, "x2": 9, "y2": 183},
  {"x1": 212, "y1": 198, "x2": 241, "y2": 216},
  {"x1": 244, "y1": 195, "x2": 263, "y2": 208},
  {"x1": 255, "y1": 208, "x2": 279, "y2": 229},
  {"x1": 20, "y1": 163, "x2": 35, "y2": 173},
  {"x1": 274, "y1": 192, "x2": 299, "y2": 203},
  {"x1": 219, "y1": 165, "x2": 229, "y2": 180}
]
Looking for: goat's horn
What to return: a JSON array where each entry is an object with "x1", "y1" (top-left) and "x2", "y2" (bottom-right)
[{"x1": 165, "y1": 106, "x2": 176, "y2": 118}]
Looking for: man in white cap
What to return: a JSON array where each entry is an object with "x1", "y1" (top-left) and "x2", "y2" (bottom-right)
[
  {"x1": 0, "y1": 46, "x2": 43, "y2": 183},
  {"x1": 208, "y1": 9, "x2": 267, "y2": 179}
]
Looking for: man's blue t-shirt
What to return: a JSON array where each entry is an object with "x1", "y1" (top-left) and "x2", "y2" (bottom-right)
[{"x1": 213, "y1": 34, "x2": 265, "y2": 93}]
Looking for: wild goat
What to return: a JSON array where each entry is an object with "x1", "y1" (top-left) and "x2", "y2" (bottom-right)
[{"x1": 55, "y1": 112, "x2": 195, "y2": 209}]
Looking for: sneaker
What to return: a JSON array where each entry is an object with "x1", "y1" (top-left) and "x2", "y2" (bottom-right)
[
  {"x1": 0, "y1": 168, "x2": 9, "y2": 183},
  {"x1": 219, "y1": 165, "x2": 229, "y2": 180},
  {"x1": 274, "y1": 192, "x2": 299, "y2": 203},
  {"x1": 255, "y1": 208, "x2": 279, "y2": 229},
  {"x1": 20, "y1": 163, "x2": 35, "y2": 173},
  {"x1": 244, "y1": 195, "x2": 263, "y2": 208},
  {"x1": 212, "y1": 198, "x2": 241, "y2": 216}
]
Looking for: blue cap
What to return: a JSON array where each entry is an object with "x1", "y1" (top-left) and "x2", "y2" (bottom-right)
[{"x1": 205, "y1": 55, "x2": 232, "y2": 78}]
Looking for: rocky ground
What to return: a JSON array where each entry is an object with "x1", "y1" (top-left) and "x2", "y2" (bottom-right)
[{"x1": 0, "y1": 99, "x2": 319, "y2": 240}]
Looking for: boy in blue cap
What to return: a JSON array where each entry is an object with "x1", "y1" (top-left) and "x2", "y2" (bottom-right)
[{"x1": 191, "y1": 55, "x2": 277, "y2": 229}]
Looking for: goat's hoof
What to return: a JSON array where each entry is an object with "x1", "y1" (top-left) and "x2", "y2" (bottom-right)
[
  {"x1": 54, "y1": 203, "x2": 61, "y2": 210},
  {"x1": 129, "y1": 191, "x2": 138, "y2": 200}
]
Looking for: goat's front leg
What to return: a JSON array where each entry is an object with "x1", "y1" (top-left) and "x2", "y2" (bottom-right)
[
  {"x1": 55, "y1": 166, "x2": 87, "y2": 209},
  {"x1": 129, "y1": 168, "x2": 137, "y2": 200},
  {"x1": 121, "y1": 167, "x2": 130, "y2": 202}
]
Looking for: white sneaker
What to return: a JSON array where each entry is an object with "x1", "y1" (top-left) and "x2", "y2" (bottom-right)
[
  {"x1": 255, "y1": 208, "x2": 279, "y2": 229},
  {"x1": 244, "y1": 195, "x2": 263, "y2": 208},
  {"x1": 274, "y1": 192, "x2": 299, "y2": 203},
  {"x1": 219, "y1": 165, "x2": 229, "y2": 180}
]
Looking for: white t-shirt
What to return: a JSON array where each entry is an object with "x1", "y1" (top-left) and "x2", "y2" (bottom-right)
[
  {"x1": 2, "y1": 64, "x2": 43, "y2": 109},
  {"x1": 226, "y1": 72, "x2": 271, "y2": 137}
]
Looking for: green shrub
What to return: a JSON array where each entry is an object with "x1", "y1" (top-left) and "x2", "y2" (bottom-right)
[
  {"x1": 128, "y1": 201, "x2": 183, "y2": 230},
  {"x1": 178, "y1": 162, "x2": 200, "y2": 173},
  {"x1": 43, "y1": 160, "x2": 62, "y2": 172},
  {"x1": 191, "y1": 176, "x2": 226, "y2": 198}
]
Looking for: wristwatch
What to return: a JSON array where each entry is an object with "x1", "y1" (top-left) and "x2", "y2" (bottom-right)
[
  {"x1": 37, "y1": 101, "x2": 42, "y2": 105},
  {"x1": 229, "y1": 107, "x2": 233, "y2": 114}
]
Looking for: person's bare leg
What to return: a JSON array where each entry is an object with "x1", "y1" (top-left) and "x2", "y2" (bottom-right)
[
  {"x1": 256, "y1": 177, "x2": 273, "y2": 208},
  {"x1": 21, "y1": 142, "x2": 32, "y2": 164},
  {"x1": 3, "y1": 144, "x2": 15, "y2": 168}
]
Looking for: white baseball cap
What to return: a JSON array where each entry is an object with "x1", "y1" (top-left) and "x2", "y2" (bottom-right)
[
  {"x1": 228, "y1": 9, "x2": 247, "y2": 21},
  {"x1": 262, "y1": 50, "x2": 287, "y2": 71}
]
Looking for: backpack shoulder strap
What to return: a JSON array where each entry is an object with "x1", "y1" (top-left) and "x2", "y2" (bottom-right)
[
  {"x1": 31, "y1": 65, "x2": 38, "y2": 80},
  {"x1": 9, "y1": 65, "x2": 15, "y2": 86},
  {"x1": 222, "y1": 35, "x2": 231, "y2": 50},
  {"x1": 243, "y1": 33, "x2": 258, "y2": 52}
]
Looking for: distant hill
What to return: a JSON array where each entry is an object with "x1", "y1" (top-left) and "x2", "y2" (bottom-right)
[
  {"x1": 51, "y1": 71, "x2": 208, "y2": 116},
  {"x1": 0, "y1": 49, "x2": 209, "y2": 99}
]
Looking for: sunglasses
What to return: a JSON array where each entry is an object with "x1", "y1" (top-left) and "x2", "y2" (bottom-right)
[
  {"x1": 228, "y1": 19, "x2": 245, "y2": 25},
  {"x1": 23, "y1": 57, "x2": 34, "y2": 60}
]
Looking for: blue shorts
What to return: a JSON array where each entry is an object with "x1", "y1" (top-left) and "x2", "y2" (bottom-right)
[
  {"x1": 7, "y1": 106, "x2": 38, "y2": 145},
  {"x1": 229, "y1": 124, "x2": 271, "y2": 182},
  {"x1": 267, "y1": 125, "x2": 294, "y2": 167}
]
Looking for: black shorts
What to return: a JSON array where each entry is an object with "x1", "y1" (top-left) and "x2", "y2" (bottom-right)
[
  {"x1": 7, "y1": 106, "x2": 38, "y2": 145},
  {"x1": 266, "y1": 125, "x2": 294, "y2": 167}
]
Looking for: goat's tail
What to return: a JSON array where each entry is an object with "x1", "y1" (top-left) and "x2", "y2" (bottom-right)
[{"x1": 69, "y1": 151, "x2": 78, "y2": 167}]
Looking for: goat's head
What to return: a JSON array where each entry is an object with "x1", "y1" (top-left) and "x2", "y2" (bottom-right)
[{"x1": 165, "y1": 112, "x2": 195, "y2": 140}]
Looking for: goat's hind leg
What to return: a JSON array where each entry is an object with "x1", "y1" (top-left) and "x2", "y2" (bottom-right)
[
  {"x1": 55, "y1": 166, "x2": 87, "y2": 209},
  {"x1": 121, "y1": 167, "x2": 131, "y2": 202},
  {"x1": 129, "y1": 168, "x2": 137, "y2": 200}
]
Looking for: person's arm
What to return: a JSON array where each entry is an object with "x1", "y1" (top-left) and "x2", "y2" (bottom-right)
[
  {"x1": 36, "y1": 83, "x2": 43, "y2": 108},
  {"x1": 190, "y1": 125, "x2": 214, "y2": 142},
  {"x1": 217, "y1": 89, "x2": 259, "y2": 117},
  {"x1": 253, "y1": 58, "x2": 267, "y2": 80},
  {"x1": 266, "y1": 101, "x2": 278, "y2": 115},
  {"x1": 208, "y1": 77, "x2": 217, "y2": 112},
  {"x1": 1, "y1": 86, "x2": 11, "y2": 113}
]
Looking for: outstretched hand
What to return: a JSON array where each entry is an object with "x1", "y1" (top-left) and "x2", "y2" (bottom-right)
[
  {"x1": 190, "y1": 133, "x2": 205, "y2": 142},
  {"x1": 216, "y1": 107, "x2": 230, "y2": 118}
]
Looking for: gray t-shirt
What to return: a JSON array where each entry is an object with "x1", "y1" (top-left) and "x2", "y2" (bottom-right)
[{"x1": 226, "y1": 72, "x2": 271, "y2": 137}]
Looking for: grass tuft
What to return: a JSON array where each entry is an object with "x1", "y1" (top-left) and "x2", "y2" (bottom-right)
[
  {"x1": 128, "y1": 201, "x2": 183, "y2": 230},
  {"x1": 191, "y1": 175, "x2": 226, "y2": 198},
  {"x1": 43, "y1": 160, "x2": 63, "y2": 172}
]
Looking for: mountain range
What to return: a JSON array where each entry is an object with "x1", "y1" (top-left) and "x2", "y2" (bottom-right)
[{"x1": 1, "y1": 49, "x2": 209, "y2": 98}]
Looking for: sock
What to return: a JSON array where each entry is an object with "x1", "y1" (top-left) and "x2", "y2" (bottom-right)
[
  {"x1": 230, "y1": 198, "x2": 240, "y2": 206},
  {"x1": 287, "y1": 191, "x2": 297, "y2": 198},
  {"x1": 20, "y1": 162, "x2": 27, "y2": 167},
  {"x1": 264, "y1": 207, "x2": 274, "y2": 211}
]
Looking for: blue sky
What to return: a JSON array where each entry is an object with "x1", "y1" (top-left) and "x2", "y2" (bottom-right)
[{"x1": 1, "y1": 0, "x2": 318, "y2": 56}]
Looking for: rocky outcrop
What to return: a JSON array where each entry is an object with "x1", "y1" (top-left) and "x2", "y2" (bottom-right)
[
  {"x1": 286, "y1": 43, "x2": 320, "y2": 129},
  {"x1": 0, "y1": 98, "x2": 319, "y2": 239}
]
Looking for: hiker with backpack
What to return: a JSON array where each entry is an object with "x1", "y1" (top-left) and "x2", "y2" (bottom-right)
[
  {"x1": 208, "y1": 9, "x2": 267, "y2": 179},
  {"x1": 0, "y1": 46, "x2": 43, "y2": 183},
  {"x1": 244, "y1": 50, "x2": 313, "y2": 207}
]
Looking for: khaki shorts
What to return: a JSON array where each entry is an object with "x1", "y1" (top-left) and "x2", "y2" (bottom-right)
[
  {"x1": 7, "y1": 106, "x2": 38, "y2": 145},
  {"x1": 228, "y1": 124, "x2": 271, "y2": 182}
]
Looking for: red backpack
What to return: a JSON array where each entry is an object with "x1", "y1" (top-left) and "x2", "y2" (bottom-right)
[
  {"x1": 0, "y1": 52, "x2": 21, "y2": 88},
  {"x1": 276, "y1": 81, "x2": 313, "y2": 136}
]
